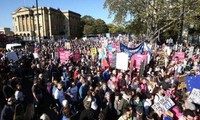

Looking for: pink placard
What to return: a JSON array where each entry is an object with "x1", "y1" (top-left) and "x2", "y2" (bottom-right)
[
  {"x1": 73, "y1": 50, "x2": 81, "y2": 62},
  {"x1": 173, "y1": 52, "x2": 185, "y2": 61},
  {"x1": 131, "y1": 54, "x2": 146, "y2": 69},
  {"x1": 58, "y1": 49, "x2": 71, "y2": 64}
]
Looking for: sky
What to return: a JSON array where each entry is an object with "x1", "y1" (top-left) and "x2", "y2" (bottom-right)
[{"x1": 0, "y1": 0, "x2": 114, "y2": 30}]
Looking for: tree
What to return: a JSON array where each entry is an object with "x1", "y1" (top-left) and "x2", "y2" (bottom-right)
[
  {"x1": 107, "y1": 23, "x2": 126, "y2": 34},
  {"x1": 104, "y1": 0, "x2": 200, "y2": 41},
  {"x1": 81, "y1": 15, "x2": 96, "y2": 35},
  {"x1": 95, "y1": 19, "x2": 108, "y2": 34}
]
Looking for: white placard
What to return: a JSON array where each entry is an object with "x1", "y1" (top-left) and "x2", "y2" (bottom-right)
[
  {"x1": 152, "y1": 96, "x2": 175, "y2": 115},
  {"x1": 33, "y1": 53, "x2": 39, "y2": 59},
  {"x1": 189, "y1": 88, "x2": 200, "y2": 105},
  {"x1": 7, "y1": 52, "x2": 18, "y2": 62},
  {"x1": 116, "y1": 52, "x2": 128, "y2": 70}
]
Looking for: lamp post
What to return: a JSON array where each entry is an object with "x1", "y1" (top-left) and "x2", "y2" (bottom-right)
[{"x1": 36, "y1": 0, "x2": 41, "y2": 45}]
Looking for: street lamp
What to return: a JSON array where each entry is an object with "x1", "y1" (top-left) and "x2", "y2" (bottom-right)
[{"x1": 36, "y1": 0, "x2": 41, "y2": 45}]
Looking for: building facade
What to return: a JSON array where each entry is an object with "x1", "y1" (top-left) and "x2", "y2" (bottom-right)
[
  {"x1": 0, "y1": 27, "x2": 13, "y2": 35},
  {"x1": 12, "y1": 6, "x2": 81, "y2": 41}
]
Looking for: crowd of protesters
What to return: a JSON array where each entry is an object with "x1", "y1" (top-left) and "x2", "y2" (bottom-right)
[{"x1": 0, "y1": 37, "x2": 200, "y2": 120}]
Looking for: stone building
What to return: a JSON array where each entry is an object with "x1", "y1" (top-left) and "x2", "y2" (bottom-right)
[{"x1": 12, "y1": 6, "x2": 81, "y2": 41}]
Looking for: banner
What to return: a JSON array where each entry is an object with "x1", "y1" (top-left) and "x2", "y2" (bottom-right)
[
  {"x1": 7, "y1": 52, "x2": 18, "y2": 62},
  {"x1": 116, "y1": 52, "x2": 128, "y2": 70},
  {"x1": 73, "y1": 50, "x2": 81, "y2": 62},
  {"x1": 185, "y1": 75, "x2": 200, "y2": 92},
  {"x1": 151, "y1": 96, "x2": 175, "y2": 115},
  {"x1": 189, "y1": 88, "x2": 200, "y2": 105},
  {"x1": 120, "y1": 42, "x2": 151, "y2": 58}
]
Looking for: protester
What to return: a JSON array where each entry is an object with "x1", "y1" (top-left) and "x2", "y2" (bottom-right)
[{"x1": 0, "y1": 37, "x2": 200, "y2": 120}]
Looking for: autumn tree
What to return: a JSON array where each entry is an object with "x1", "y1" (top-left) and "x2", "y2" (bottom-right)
[{"x1": 104, "y1": 0, "x2": 200, "y2": 41}]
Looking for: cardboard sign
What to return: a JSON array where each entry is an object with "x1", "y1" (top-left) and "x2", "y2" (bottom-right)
[
  {"x1": 73, "y1": 50, "x2": 81, "y2": 62},
  {"x1": 7, "y1": 52, "x2": 18, "y2": 62},
  {"x1": 158, "y1": 52, "x2": 166, "y2": 66},
  {"x1": 178, "y1": 76, "x2": 186, "y2": 82},
  {"x1": 91, "y1": 48, "x2": 97, "y2": 56},
  {"x1": 116, "y1": 52, "x2": 128, "y2": 70},
  {"x1": 189, "y1": 88, "x2": 200, "y2": 105},
  {"x1": 178, "y1": 82, "x2": 187, "y2": 90},
  {"x1": 152, "y1": 96, "x2": 175, "y2": 115}
]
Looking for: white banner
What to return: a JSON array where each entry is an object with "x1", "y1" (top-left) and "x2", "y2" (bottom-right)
[{"x1": 116, "y1": 52, "x2": 128, "y2": 70}]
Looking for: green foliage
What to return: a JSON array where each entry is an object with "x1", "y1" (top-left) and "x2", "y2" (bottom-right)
[
  {"x1": 81, "y1": 16, "x2": 109, "y2": 35},
  {"x1": 107, "y1": 23, "x2": 126, "y2": 34},
  {"x1": 95, "y1": 19, "x2": 109, "y2": 34},
  {"x1": 104, "y1": 0, "x2": 200, "y2": 41}
]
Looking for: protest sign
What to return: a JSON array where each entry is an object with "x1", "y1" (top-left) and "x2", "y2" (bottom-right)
[
  {"x1": 73, "y1": 50, "x2": 81, "y2": 62},
  {"x1": 107, "y1": 44, "x2": 113, "y2": 52},
  {"x1": 189, "y1": 88, "x2": 200, "y2": 105},
  {"x1": 173, "y1": 52, "x2": 185, "y2": 61},
  {"x1": 116, "y1": 52, "x2": 128, "y2": 70},
  {"x1": 58, "y1": 50, "x2": 71, "y2": 64},
  {"x1": 188, "y1": 46, "x2": 194, "y2": 58},
  {"x1": 91, "y1": 48, "x2": 97, "y2": 56},
  {"x1": 152, "y1": 96, "x2": 175, "y2": 115},
  {"x1": 7, "y1": 52, "x2": 18, "y2": 62},
  {"x1": 65, "y1": 42, "x2": 71, "y2": 49},
  {"x1": 106, "y1": 33, "x2": 110, "y2": 38},
  {"x1": 111, "y1": 52, "x2": 117, "y2": 68},
  {"x1": 33, "y1": 53, "x2": 39, "y2": 59},
  {"x1": 132, "y1": 54, "x2": 147, "y2": 69},
  {"x1": 158, "y1": 52, "x2": 166, "y2": 66}
]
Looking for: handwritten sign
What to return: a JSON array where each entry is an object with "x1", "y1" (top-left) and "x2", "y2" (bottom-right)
[
  {"x1": 152, "y1": 96, "x2": 175, "y2": 115},
  {"x1": 91, "y1": 48, "x2": 97, "y2": 56},
  {"x1": 189, "y1": 88, "x2": 200, "y2": 105}
]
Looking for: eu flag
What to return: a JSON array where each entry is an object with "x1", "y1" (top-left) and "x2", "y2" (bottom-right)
[{"x1": 185, "y1": 75, "x2": 200, "y2": 92}]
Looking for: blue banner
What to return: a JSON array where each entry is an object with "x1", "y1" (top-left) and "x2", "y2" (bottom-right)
[{"x1": 120, "y1": 42, "x2": 151, "y2": 58}]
